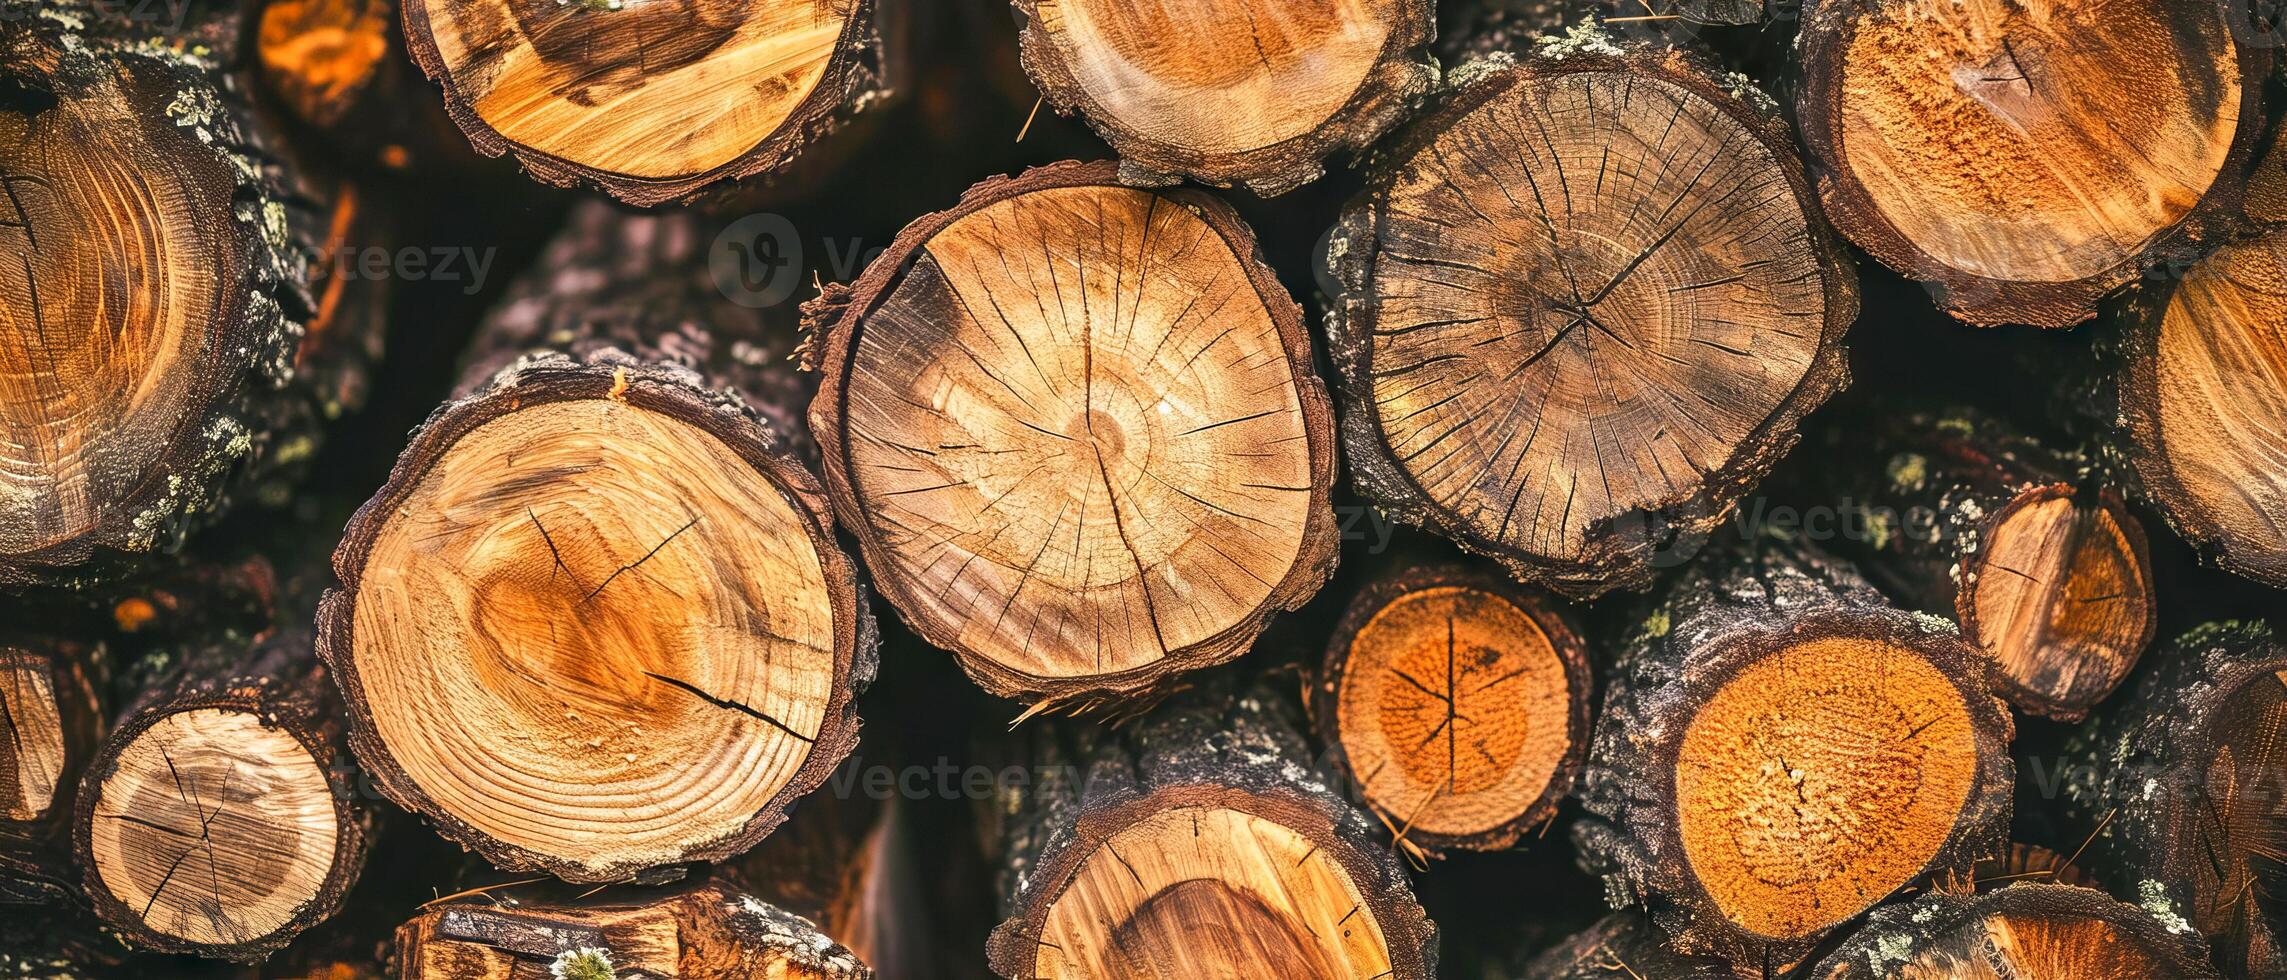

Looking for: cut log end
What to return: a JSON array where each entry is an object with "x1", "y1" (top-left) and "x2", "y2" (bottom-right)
[
  {"x1": 77, "y1": 705, "x2": 353, "y2": 959},
  {"x1": 0, "y1": 645, "x2": 91, "y2": 826},
  {"x1": 1329, "y1": 42, "x2": 1852, "y2": 597},
  {"x1": 2121, "y1": 232, "x2": 2287, "y2": 588},
  {"x1": 991, "y1": 794, "x2": 1405, "y2": 979},
  {"x1": 1317, "y1": 568, "x2": 1590, "y2": 853},
  {"x1": 325, "y1": 369, "x2": 865, "y2": 881},
  {"x1": 1012, "y1": 0, "x2": 1433, "y2": 195},
  {"x1": 1808, "y1": 883, "x2": 2216, "y2": 979},
  {"x1": 394, "y1": 883, "x2": 871, "y2": 980},
  {"x1": 1962, "y1": 488, "x2": 2153, "y2": 716},
  {"x1": 810, "y1": 161, "x2": 1336, "y2": 705},
  {"x1": 0, "y1": 29, "x2": 295, "y2": 580},
  {"x1": 2184, "y1": 657, "x2": 2287, "y2": 962},
  {"x1": 402, "y1": 0, "x2": 881, "y2": 203},
  {"x1": 1798, "y1": 0, "x2": 2259, "y2": 326}
]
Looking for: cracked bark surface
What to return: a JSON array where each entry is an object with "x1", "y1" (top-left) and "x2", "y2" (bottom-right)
[
  {"x1": 1806, "y1": 883, "x2": 2216, "y2": 979},
  {"x1": 1795, "y1": 0, "x2": 2266, "y2": 327},
  {"x1": 984, "y1": 680, "x2": 1435, "y2": 979},
  {"x1": 1009, "y1": 0, "x2": 1435, "y2": 196},
  {"x1": 1573, "y1": 531, "x2": 2013, "y2": 971},
  {"x1": 0, "y1": 5, "x2": 355, "y2": 587},
  {"x1": 320, "y1": 203, "x2": 874, "y2": 882},
  {"x1": 401, "y1": 0, "x2": 890, "y2": 204},
  {"x1": 2059, "y1": 621, "x2": 2287, "y2": 978},
  {"x1": 1807, "y1": 406, "x2": 2155, "y2": 722},
  {"x1": 805, "y1": 161, "x2": 1337, "y2": 709},
  {"x1": 1324, "y1": 36, "x2": 1855, "y2": 600},
  {"x1": 393, "y1": 880, "x2": 871, "y2": 979},
  {"x1": 1311, "y1": 563, "x2": 1591, "y2": 855}
]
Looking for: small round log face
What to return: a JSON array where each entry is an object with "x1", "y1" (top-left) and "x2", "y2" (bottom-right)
[
  {"x1": 1890, "y1": 911, "x2": 2168, "y2": 979},
  {"x1": 2127, "y1": 234, "x2": 2287, "y2": 586},
  {"x1": 815, "y1": 163, "x2": 1334, "y2": 702},
  {"x1": 84, "y1": 709, "x2": 338, "y2": 949},
  {"x1": 1965, "y1": 489, "x2": 2152, "y2": 711},
  {"x1": 1322, "y1": 573, "x2": 1589, "y2": 849},
  {"x1": 2185, "y1": 667, "x2": 2287, "y2": 954},
  {"x1": 0, "y1": 57, "x2": 248, "y2": 564},
  {"x1": 1031, "y1": 0, "x2": 1400, "y2": 156},
  {"x1": 1675, "y1": 637, "x2": 1981, "y2": 940},
  {"x1": 407, "y1": 0, "x2": 853, "y2": 185},
  {"x1": 1332, "y1": 52, "x2": 1851, "y2": 595},
  {"x1": 339, "y1": 394, "x2": 841, "y2": 878},
  {"x1": 0, "y1": 657, "x2": 66, "y2": 822},
  {"x1": 1802, "y1": 0, "x2": 2250, "y2": 325},
  {"x1": 1027, "y1": 804, "x2": 1389, "y2": 979}
]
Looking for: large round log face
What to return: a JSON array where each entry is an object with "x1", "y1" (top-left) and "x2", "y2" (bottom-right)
[
  {"x1": 1675, "y1": 636, "x2": 1982, "y2": 940},
  {"x1": 84, "y1": 708, "x2": 339, "y2": 950},
  {"x1": 341, "y1": 393, "x2": 837, "y2": 878},
  {"x1": 1025, "y1": 801, "x2": 1390, "y2": 979},
  {"x1": 0, "y1": 57, "x2": 246, "y2": 563}
]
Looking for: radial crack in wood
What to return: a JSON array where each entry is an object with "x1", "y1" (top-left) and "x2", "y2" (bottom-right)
[
  {"x1": 1011, "y1": 0, "x2": 1435, "y2": 195},
  {"x1": 1325, "y1": 37, "x2": 1854, "y2": 599},
  {"x1": 401, "y1": 0, "x2": 890, "y2": 204},
  {"x1": 1314, "y1": 565, "x2": 1591, "y2": 854},
  {"x1": 806, "y1": 160, "x2": 1337, "y2": 707},
  {"x1": 1796, "y1": 0, "x2": 2264, "y2": 326}
]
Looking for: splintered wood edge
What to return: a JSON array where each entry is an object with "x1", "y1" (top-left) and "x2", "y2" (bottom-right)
[
  {"x1": 70, "y1": 690, "x2": 367, "y2": 962},
  {"x1": 1793, "y1": 0, "x2": 2270, "y2": 329},
  {"x1": 980, "y1": 784, "x2": 1435, "y2": 980},
  {"x1": 1952, "y1": 484, "x2": 2157, "y2": 721},
  {"x1": 805, "y1": 159, "x2": 1340, "y2": 706},
  {"x1": 1629, "y1": 612, "x2": 2014, "y2": 965},
  {"x1": 1311, "y1": 565, "x2": 1592, "y2": 853},
  {"x1": 0, "y1": 640, "x2": 103, "y2": 828},
  {"x1": 318, "y1": 363, "x2": 873, "y2": 881},
  {"x1": 1809, "y1": 883, "x2": 2217, "y2": 979},
  {"x1": 1325, "y1": 46, "x2": 1856, "y2": 600},
  {"x1": 1009, "y1": 0, "x2": 1437, "y2": 195},
  {"x1": 398, "y1": 0, "x2": 887, "y2": 205}
]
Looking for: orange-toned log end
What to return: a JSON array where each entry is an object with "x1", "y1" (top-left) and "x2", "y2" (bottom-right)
[
  {"x1": 1960, "y1": 487, "x2": 2155, "y2": 721},
  {"x1": 1325, "y1": 37, "x2": 1854, "y2": 599},
  {"x1": 987, "y1": 792, "x2": 1430, "y2": 979},
  {"x1": 73, "y1": 702, "x2": 364, "y2": 961},
  {"x1": 2180, "y1": 662, "x2": 2287, "y2": 974},
  {"x1": 807, "y1": 161, "x2": 1337, "y2": 708},
  {"x1": 401, "y1": 0, "x2": 886, "y2": 203},
  {"x1": 1316, "y1": 567, "x2": 1590, "y2": 854},
  {"x1": 321, "y1": 366, "x2": 870, "y2": 882},
  {"x1": 1, "y1": 22, "x2": 305, "y2": 585},
  {"x1": 1796, "y1": 0, "x2": 2262, "y2": 327},
  {"x1": 257, "y1": 0, "x2": 392, "y2": 128},
  {"x1": 1011, "y1": 0, "x2": 1434, "y2": 195},
  {"x1": 0, "y1": 642, "x2": 99, "y2": 829},
  {"x1": 393, "y1": 883, "x2": 870, "y2": 980},
  {"x1": 2119, "y1": 231, "x2": 2287, "y2": 588},
  {"x1": 1808, "y1": 883, "x2": 2216, "y2": 979}
]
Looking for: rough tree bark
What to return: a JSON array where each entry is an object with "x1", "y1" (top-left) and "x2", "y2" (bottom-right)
[
  {"x1": 0, "y1": 2, "x2": 355, "y2": 587},
  {"x1": 984, "y1": 682, "x2": 1437, "y2": 979},
  {"x1": 1324, "y1": 30, "x2": 1856, "y2": 599},
  {"x1": 71, "y1": 553, "x2": 370, "y2": 963},
  {"x1": 1516, "y1": 912, "x2": 1739, "y2": 979},
  {"x1": 400, "y1": 0, "x2": 893, "y2": 204},
  {"x1": 722, "y1": 791, "x2": 928, "y2": 979},
  {"x1": 2058, "y1": 621, "x2": 2287, "y2": 978},
  {"x1": 1311, "y1": 563, "x2": 1592, "y2": 856},
  {"x1": 1573, "y1": 531, "x2": 2014, "y2": 971},
  {"x1": 804, "y1": 160, "x2": 1339, "y2": 710},
  {"x1": 1804, "y1": 883, "x2": 2217, "y2": 979},
  {"x1": 1010, "y1": 0, "x2": 1437, "y2": 196},
  {"x1": 2112, "y1": 228, "x2": 2287, "y2": 589},
  {"x1": 392, "y1": 881, "x2": 871, "y2": 979},
  {"x1": 1808, "y1": 407, "x2": 2156, "y2": 722},
  {"x1": 319, "y1": 202, "x2": 875, "y2": 883},
  {"x1": 1794, "y1": 0, "x2": 2267, "y2": 327}
]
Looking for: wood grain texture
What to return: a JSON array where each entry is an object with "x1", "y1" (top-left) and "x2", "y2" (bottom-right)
[
  {"x1": 1011, "y1": 0, "x2": 1435, "y2": 195},
  {"x1": 393, "y1": 882, "x2": 871, "y2": 979},
  {"x1": 1807, "y1": 883, "x2": 2216, "y2": 979},
  {"x1": 1326, "y1": 36, "x2": 1854, "y2": 599},
  {"x1": 1796, "y1": 0, "x2": 2266, "y2": 327},
  {"x1": 806, "y1": 160, "x2": 1337, "y2": 708}
]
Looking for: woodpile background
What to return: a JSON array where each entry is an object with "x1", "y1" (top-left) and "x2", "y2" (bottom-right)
[{"x1": 3, "y1": 0, "x2": 2285, "y2": 977}]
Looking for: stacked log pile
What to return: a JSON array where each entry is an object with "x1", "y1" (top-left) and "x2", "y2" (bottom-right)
[{"x1": 4, "y1": 0, "x2": 2285, "y2": 977}]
